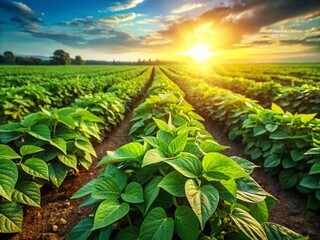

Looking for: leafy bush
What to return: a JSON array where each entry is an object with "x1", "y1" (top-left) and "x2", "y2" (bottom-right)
[{"x1": 0, "y1": 108, "x2": 101, "y2": 232}]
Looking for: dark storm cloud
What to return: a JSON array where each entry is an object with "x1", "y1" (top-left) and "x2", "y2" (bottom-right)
[
  {"x1": 249, "y1": 34, "x2": 320, "y2": 51},
  {"x1": 79, "y1": 29, "x2": 144, "y2": 53},
  {"x1": 159, "y1": 0, "x2": 320, "y2": 49},
  {"x1": 0, "y1": 0, "x2": 41, "y2": 30},
  {"x1": 27, "y1": 28, "x2": 144, "y2": 54},
  {"x1": 28, "y1": 31, "x2": 85, "y2": 47}
]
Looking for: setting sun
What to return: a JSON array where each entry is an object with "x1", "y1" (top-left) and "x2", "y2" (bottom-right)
[{"x1": 180, "y1": 44, "x2": 217, "y2": 62}]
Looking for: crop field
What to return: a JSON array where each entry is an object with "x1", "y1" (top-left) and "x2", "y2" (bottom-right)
[{"x1": 0, "y1": 64, "x2": 319, "y2": 240}]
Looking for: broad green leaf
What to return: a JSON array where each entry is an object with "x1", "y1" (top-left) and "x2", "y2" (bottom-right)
[
  {"x1": 246, "y1": 201, "x2": 268, "y2": 223},
  {"x1": 262, "y1": 222, "x2": 308, "y2": 240},
  {"x1": 236, "y1": 177, "x2": 272, "y2": 203},
  {"x1": 58, "y1": 116, "x2": 76, "y2": 129},
  {"x1": 165, "y1": 155, "x2": 202, "y2": 178},
  {"x1": 230, "y1": 208, "x2": 267, "y2": 240},
  {"x1": 50, "y1": 138, "x2": 67, "y2": 155},
  {"x1": 203, "y1": 153, "x2": 248, "y2": 180},
  {"x1": 98, "y1": 142, "x2": 145, "y2": 166},
  {"x1": 48, "y1": 162, "x2": 68, "y2": 188},
  {"x1": 75, "y1": 138, "x2": 96, "y2": 157},
  {"x1": 153, "y1": 118, "x2": 170, "y2": 131},
  {"x1": 299, "y1": 175, "x2": 320, "y2": 189},
  {"x1": 79, "y1": 158, "x2": 91, "y2": 170},
  {"x1": 253, "y1": 125, "x2": 267, "y2": 137},
  {"x1": 264, "y1": 154, "x2": 281, "y2": 168},
  {"x1": 142, "y1": 149, "x2": 167, "y2": 167},
  {"x1": 299, "y1": 113, "x2": 317, "y2": 124},
  {"x1": 270, "y1": 131, "x2": 288, "y2": 140},
  {"x1": 115, "y1": 226, "x2": 139, "y2": 240},
  {"x1": 157, "y1": 130, "x2": 173, "y2": 144},
  {"x1": 290, "y1": 150, "x2": 305, "y2": 162},
  {"x1": 310, "y1": 162, "x2": 320, "y2": 175},
  {"x1": 139, "y1": 207, "x2": 174, "y2": 240},
  {"x1": 129, "y1": 121, "x2": 144, "y2": 135},
  {"x1": 184, "y1": 142, "x2": 203, "y2": 158},
  {"x1": 21, "y1": 158, "x2": 49, "y2": 180},
  {"x1": 103, "y1": 164, "x2": 127, "y2": 191},
  {"x1": 305, "y1": 148, "x2": 320, "y2": 155},
  {"x1": 121, "y1": 182, "x2": 144, "y2": 203},
  {"x1": 200, "y1": 140, "x2": 228, "y2": 153},
  {"x1": 168, "y1": 131, "x2": 188, "y2": 155},
  {"x1": 92, "y1": 177, "x2": 121, "y2": 200},
  {"x1": 175, "y1": 206, "x2": 199, "y2": 240},
  {"x1": 72, "y1": 179, "x2": 97, "y2": 199},
  {"x1": 0, "y1": 144, "x2": 20, "y2": 159},
  {"x1": 0, "y1": 159, "x2": 18, "y2": 200},
  {"x1": 23, "y1": 112, "x2": 50, "y2": 127},
  {"x1": 58, "y1": 154, "x2": 77, "y2": 170},
  {"x1": 230, "y1": 156, "x2": 257, "y2": 174},
  {"x1": 185, "y1": 179, "x2": 219, "y2": 230},
  {"x1": 0, "y1": 201, "x2": 23, "y2": 233},
  {"x1": 250, "y1": 148, "x2": 262, "y2": 160},
  {"x1": 19, "y1": 145, "x2": 44, "y2": 156},
  {"x1": 144, "y1": 176, "x2": 163, "y2": 214},
  {"x1": 93, "y1": 199, "x2": 129, "y2": 230},
  {"x1": 265, "y1": 124, "x2": 278, "y2": 132},
  {"x1": 214, "y1": 179, "x2": 237, "y2": 203},
  {"x1": 79, "y1": 197, "x2": 102, "y2": 208},
  {"x1": 271, "y1": 103, "x2": 284, "y2": 114},
  {"x1": 12, "y1": 181, "x2": 41, "y2": 207},
  {"x1": 27, "y1": 124, "x2": 51, "y2": 141},
  {"x1": 72, "y1": 109, "x2": 104, "y2": 123},
  {"x1": 143, "y1": 136, "x2": 168, "y2": 152},
  {"x1": 66, "y1": 217, "x2": 93, "y2": 240},
  {"x1": 279, "y1": 170, "x2": 297, "y2": 189},
  {"x1": 158, "y1": 171, "x2": 187, "y2": 197}
]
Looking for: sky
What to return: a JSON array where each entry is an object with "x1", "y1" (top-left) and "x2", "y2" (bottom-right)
[{"x1": 0, "y1": 0, "x2": 320, "y2": 62}]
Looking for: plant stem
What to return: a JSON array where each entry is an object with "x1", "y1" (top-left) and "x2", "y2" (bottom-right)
[
  {"x1": 173, "y1": 197, "x2": 179, "y2": 208},
  {"x1": 127, "y1": 214, "x2": 132, "y2": 226}
]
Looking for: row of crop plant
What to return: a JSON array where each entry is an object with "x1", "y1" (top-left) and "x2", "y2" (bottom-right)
[
  {"x1": 168, "y1": 66, "x2": 320, "y2": 116},
  {"x1": 67, "y1": 67, "x2": 307, "y2": 240},
  {"x1": 210, "y1": 63, "x2": 319, "y2": 85},
  {"x1": 0, "y1": 67, "x2": 150, "y2": 123},
  {"x1": 0, "y1": 68, "x2": 153, "y2": 233},
  {"x1": 162, "y1": 67, "x2": 320, "y2": 210},
  {"x1": 0, "y1": 65, "x2": 141, "y2": 87}
]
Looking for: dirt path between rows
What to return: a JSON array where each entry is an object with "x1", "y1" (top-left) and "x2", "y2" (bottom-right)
[{"x1": 204, "y1": 119, "x2": 320, "y2": 240}]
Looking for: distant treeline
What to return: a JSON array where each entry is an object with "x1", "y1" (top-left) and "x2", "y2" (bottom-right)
[{"x1": 0, "y1": 50, "x2": 174, "y2": 65}]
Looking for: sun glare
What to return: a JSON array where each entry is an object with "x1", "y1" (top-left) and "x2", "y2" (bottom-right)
[{"x1": 182, "y1": 44, "x2": 215, "y2": 62}]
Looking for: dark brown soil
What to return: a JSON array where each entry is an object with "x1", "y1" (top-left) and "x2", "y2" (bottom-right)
[{"x1": 3, "y1": 96, "x2": 320, "y2": 239}]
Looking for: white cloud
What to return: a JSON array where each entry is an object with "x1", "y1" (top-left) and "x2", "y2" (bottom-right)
[
  {"x1": 171, "y1": 3, "x2": 205, "y2": 14},
  {"x1": 109, "y1": 0, "x2": 144, "y2": 12},
  {"x1": 100, "y1": 13, "x2": 139, "y2": 23}
]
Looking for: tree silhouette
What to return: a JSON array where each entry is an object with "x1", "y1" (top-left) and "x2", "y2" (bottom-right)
[
  {"x1": 74, "y1": 55, "x2": 84, "y2": 65},
  {"x1": 50, "y1": 49, "x2": 71, "y2": 65},
  {"x1": 4, "y1": 51, "x2": 15, "y2": 64}
]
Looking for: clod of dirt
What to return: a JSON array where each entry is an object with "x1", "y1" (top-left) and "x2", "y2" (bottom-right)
[
  {"x1": 51, "y1": 225, "x2": 59, "y2": 232},
  {"x1": 60, "y1": 218, "x2": 67, "y2": 225}
]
